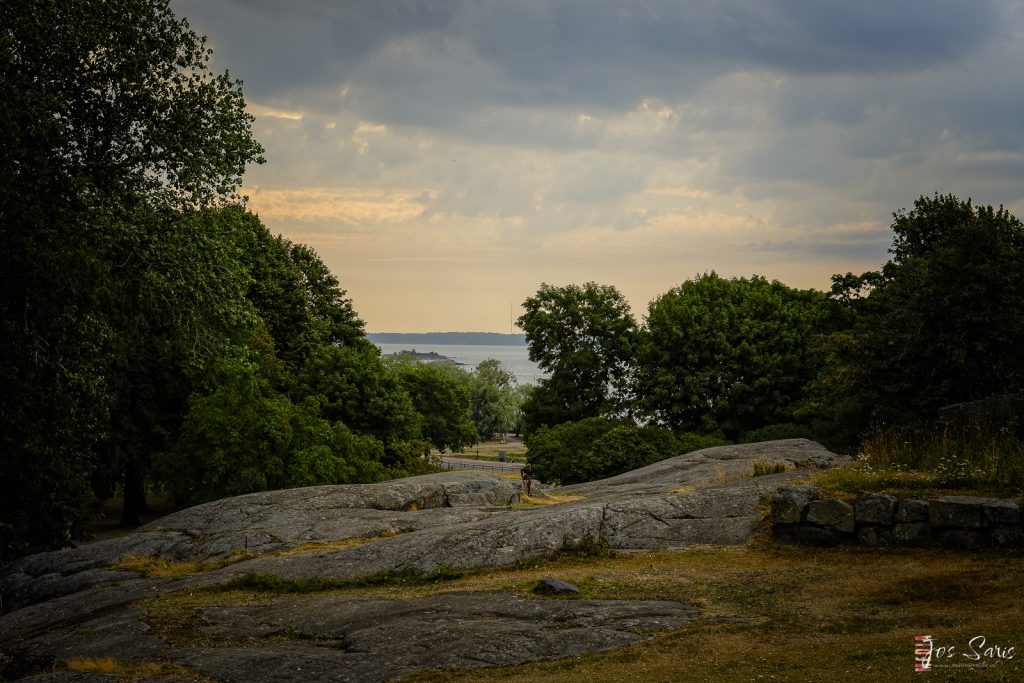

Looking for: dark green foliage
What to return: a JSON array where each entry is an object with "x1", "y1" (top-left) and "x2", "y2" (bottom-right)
[
  {"x1": 0, "y1": 0, "x2": 262, "y2": 558},
  {"x1": 518, "y1": 283, "x2": 637, "y2": 433},
  {"x1": 0, "y1": 0, "x2": 455, "y2": 559},
  {"x1": 395, "y1": 362, "x2": 478, "y2": 453},
  {"x1": 157, "y1": 358, "x2": 386, "y2": 506},
  {"x1": 295, "y1": 341, "x2": 422, "y2": 461},
  {"x1": 525, "y1": 418, "x2": 688, "y2": 485},
  {"x1": 814, "y1": 194, "x2": 1024, "y2": 437},
  {"x1": 635, "y1": 273, "x2": 841, "y2": 441}
]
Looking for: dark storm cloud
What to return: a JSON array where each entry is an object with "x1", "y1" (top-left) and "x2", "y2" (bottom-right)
[{"x1": 174, "y1": 0, "x2": 1000, "y2": 111}]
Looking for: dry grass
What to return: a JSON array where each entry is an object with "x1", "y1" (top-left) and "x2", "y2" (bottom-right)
[
  {"x1": 64, "y1": 656, "x2": 215, "y2": 681},
  {"x1": 110, "y1": 551, "x2": 253, "y2": 577},
  {"x1": 275, "y1": 530, "x2": 409, "y2": 557},
  {"x1": 138, "y1": 538, "x2": 1024, "y2": 681},
  {"x1": 392, "y1": 543, "x2": 1024, "y2": 683},
  {"x1": 752, "y1": 458, "x2": 788, "y2": 476},
  {"x1": 456, "y1": 438, "x2": 529, "y2": 462}
]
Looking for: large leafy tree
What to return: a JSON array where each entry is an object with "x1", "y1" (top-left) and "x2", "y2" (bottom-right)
[
  {"x1": 1, "y1": 0, "x2": 262, "y2": 557},
  {"x1": 470, "y1": 359, "x2": 519, "y2": 441},
  {"x1": 816, "y1": 194, "x2": 1024, "y2": 433},
  {"x1": 517, "y1": 283, "x2": 637, "y2": 433},
  {"x1": 635, "y1": 273, "x2": 841, "y2": 441},
  {"x1": 233, "y1": 208, "x2": 364, "y2": 381},
  {"x1": 158, "y1": 357, "x2": 385, "y2": 507},
  {"x1": 294, "y1": 340, "x2": 424, "y2": 466},
  {"x1": 395, "y1": 362, "x2": 478, "y2": 453}
]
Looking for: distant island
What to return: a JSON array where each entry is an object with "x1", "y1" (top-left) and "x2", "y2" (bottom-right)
[
  {"x1": 385, "y1": 349, "x2": 464, "y2": 366},
  {"x1": 366, "y1": 332, "x2": 527, "y2": 346}
]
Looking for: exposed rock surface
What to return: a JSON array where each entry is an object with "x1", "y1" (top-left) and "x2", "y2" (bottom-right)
[
  {"x1": 1, "y1": 439, "x2": 846, "y2": 680},
  {"x1": 185, "y1": 592, "x2": 698, "y2": 682}
]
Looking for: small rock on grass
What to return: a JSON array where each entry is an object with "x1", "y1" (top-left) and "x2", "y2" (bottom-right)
[{"x1": 534, "y1": 578, "x2": 580, "y2": 595}]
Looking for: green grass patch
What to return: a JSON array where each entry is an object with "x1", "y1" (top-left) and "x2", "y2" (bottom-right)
[
  {"x1": 802, "y1": 419, "x2": 1024, "y2": 500},
  {"x1": 215, "y1": 566, "x2": 466, "y2": 595}
]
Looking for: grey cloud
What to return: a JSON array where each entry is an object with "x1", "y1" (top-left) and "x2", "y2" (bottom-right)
[
  {"x1": 173, "y1": 0, "x2": 1001, "y2": 111},
  {"x1": 742, "y1": 232, "x2": 892, "y2": 263}
]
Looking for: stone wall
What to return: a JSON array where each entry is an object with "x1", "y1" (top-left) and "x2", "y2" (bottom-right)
[{"x1": 770, "y1": 487, "x2": 1023, "y2": 549}]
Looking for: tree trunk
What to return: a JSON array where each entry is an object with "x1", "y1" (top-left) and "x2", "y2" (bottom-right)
[{"x1": 119, "y1": 461, "x2": 148, "y2": 527}]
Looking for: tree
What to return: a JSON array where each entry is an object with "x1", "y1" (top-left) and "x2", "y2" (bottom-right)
[
  {"x1": 395, "y1": 361, "x2": 478, "y2": 453},
  {"x1": 233, "y1": 209, "x2": 364, "y2": 381},
  {"x1": 294, "y1": 340, "x2": 424, "y2": 465},
  {"x1": 816, "y1": 194, "x2": 1024, "y2": 433},
  {"x1": 635, "y1": 273, "x2": 841, "y2": 441},
  {"x1": 1, "y1": 0, "x2": 263, "y2": 557},
  {"x1": 157, "y1": 357, "x2": 385, "y2": 507},
  {"x1": 517, "y1": 283, "x2": 637, "y2": 433},
  {"x1": 525, "y1": 417, "x2": 717, "y2": 485},
  {"x1": 470, "y1": 359, "x2": 519, "y2": 441}
]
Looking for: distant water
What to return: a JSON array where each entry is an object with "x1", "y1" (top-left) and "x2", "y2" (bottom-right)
[{"x1": 374, "y1": 343, "x2": 546, "y2": 386}]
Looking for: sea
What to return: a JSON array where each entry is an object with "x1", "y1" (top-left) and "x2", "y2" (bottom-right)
[{"x1": 373, "y1": 343, "x2": 546, "y2": 386}]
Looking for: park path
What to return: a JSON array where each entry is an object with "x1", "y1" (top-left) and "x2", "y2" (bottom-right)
[{"x1": 441, "y1": 455, "x2": 525, "y2": 473}]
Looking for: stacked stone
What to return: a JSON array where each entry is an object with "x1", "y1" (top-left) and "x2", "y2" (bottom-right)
[{"x1": 771, "y1": 487, "x2": 1024, "y2": 549}]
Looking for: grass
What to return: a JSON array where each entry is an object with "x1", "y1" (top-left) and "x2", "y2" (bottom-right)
[
  {"x1": 214, "y1": 566, "x2": 467, "y2": 595},
  {"x1": 110, "y1": 551, "x2": 253, "y2": 577},
  {"x1": 454, "y1": 437, "x2": 529, "y2": 463},
  {"x1": 136, "y1": 536, "x2": 1024, "y2": 681},
  {"x1": 394, "y1": 542, "x2": 1024, "y2": 683},
  {"x1": 64, "y1": 656, "x2": 215, "y2": 682},
  {"x1": 752, "y1": 458, "x2": 788, "y2": 477},
  {"x1": 803, "y1": 420, "x2": 1024, "y2": 501}
]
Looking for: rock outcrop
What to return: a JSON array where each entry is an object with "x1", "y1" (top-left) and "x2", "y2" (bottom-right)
[{"x1": 0, "y1": 439, "x2": 846, "y2": 680}]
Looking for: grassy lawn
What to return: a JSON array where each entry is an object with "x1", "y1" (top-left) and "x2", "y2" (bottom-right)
[
  {"x1": 451, "y1": 437, "x2": 529, "y2": 463},
  {"x1": 139, "y1": 535, "x2": 1024, "y2": 682},
  {"x1": 397, "y1": 541, "x2": 1024, "y2": 682}
]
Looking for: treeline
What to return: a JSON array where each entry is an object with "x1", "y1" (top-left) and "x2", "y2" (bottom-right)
[
  {"x1": 0, "y1": 0, "x2": 524, "y2": 561},
  {"x1": 520, "y1": 194, "x2": 1024, "y2": 484}
]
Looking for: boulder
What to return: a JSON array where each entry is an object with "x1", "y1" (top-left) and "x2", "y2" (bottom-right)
[
  {"x1": 770, "y1": 486, "x2": 817, "y2": 524},
  {"x1": 894, "y1": 499, "x2": 929, "y2": 523},
  {"x1": 891, "y1": 523, "x2": 930, "y2": 547},
  {"x1": 534, "y1": 578, "x2": 580, "y2": 595},
  {"x1": 806, "y1": 499, "x2": 855, "y2": 533},
  {"x1": 928, "y1": 496, "x2": 992, "y2": 529},
  {"x1": 855, "y1": 493, "x2": 897, "y2": 525}
]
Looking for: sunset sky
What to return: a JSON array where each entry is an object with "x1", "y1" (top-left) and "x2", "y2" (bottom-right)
[{"x1": 171, "y1": 0, "x2": 1024, "y2": 332}]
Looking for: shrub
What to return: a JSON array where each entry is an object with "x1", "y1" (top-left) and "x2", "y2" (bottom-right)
[{"x1": 526, "y1": 418, "x2": 706, "y2": 485}]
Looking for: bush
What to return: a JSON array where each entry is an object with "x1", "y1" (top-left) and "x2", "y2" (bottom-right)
[{"x1": 526, "y1": 418, "x2": 699, "y2": 485}]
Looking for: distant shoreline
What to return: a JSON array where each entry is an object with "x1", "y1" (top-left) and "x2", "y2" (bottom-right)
[{"x1": 366, "y1": 332, "x2": 526, "y2": 346}]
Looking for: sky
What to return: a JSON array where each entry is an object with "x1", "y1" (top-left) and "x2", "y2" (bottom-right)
[{"x1": 171, "y1": 0, "x2": 1024, "y2": 333}]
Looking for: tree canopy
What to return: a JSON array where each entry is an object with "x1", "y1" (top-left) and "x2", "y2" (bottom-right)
[
  {"x1": 815, "y1": 194, "x2": 1024, "y2": 433},
  {"x1": 1, "y1": 0, "x2": 264, "y2": 556},
  {"x1": 517, "y1": 282, "x2": 637, "y2": 433},
  {"x1": 635, "y1": 273, "x2": 842, "y2": 441},
  {"x1": 0, "y1": 1, "x2": 460, "y2": 560}
]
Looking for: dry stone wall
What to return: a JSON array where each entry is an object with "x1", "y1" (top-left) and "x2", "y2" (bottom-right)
[{"x1": 770, "y1": 487, "x2": 1023, "y2": 549}]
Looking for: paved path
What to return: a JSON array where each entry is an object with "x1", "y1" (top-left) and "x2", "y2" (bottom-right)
[{"x1": 442, "y1": 456, "x2": 525, "y2": 473}]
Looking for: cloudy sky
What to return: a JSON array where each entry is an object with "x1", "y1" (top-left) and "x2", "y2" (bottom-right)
[{"x1": 171, "y1": 0, "x2": 1024, "y2": 332}]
